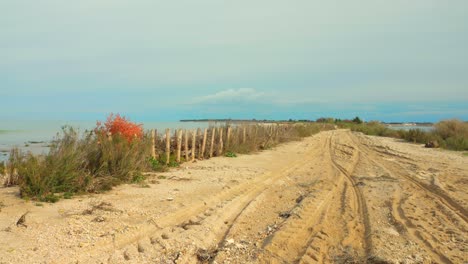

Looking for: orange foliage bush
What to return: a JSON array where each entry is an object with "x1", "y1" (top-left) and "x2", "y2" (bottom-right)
[{"x1": 96, "y1": 113, "x2": 143, "y2": 142}]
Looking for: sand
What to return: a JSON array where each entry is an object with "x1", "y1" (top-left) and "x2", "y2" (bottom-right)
[{"x1": 0, "y1": 130, "x2": 466, "y2": 263}]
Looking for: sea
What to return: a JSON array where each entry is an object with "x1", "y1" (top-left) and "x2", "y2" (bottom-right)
[
  {"x1": 385, "y1": 125, "x2": 434, "y2": 132},
  {"x1": 0, "y1": 120, "x2": 220, "y2": 162}
]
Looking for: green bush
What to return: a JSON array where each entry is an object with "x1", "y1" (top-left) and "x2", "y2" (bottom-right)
[
  {"x1": 445, "y1": 136, "x2": 468, "y2": 151},
  {"x1": 404, "y1": 129, "x2": 428, "y2": 143},
  {"x1": 9, "y1": 126, "x2": 152, "y2": 201}
]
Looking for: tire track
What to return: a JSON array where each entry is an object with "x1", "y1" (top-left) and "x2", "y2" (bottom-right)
[
  {"x1": 349, "y1": 131, "x2": 466, "y2": 262},
  {"x1": 79, "y1": 139, "x2": 327, "y2": 263},
  {"x1": 258, "y1": 134, "x2": 342, "y2": 263},
  {"x1": 258, "y1": 132, "x2": 369, "y2": 263},
  {"x1": 328, "y1": 131, "x2": 372, "y2": 257},
  {"x1": 390, "y1": 189, "x2": 453, "y2": 264},
  {"x1": 351, "y1": 132, "x2": 467, "y2": 224}
]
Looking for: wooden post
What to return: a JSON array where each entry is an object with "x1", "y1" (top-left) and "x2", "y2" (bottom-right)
[
  {"x1": 275, "y1": 124, "x2": 279, "y2": 141},
  {"x1": 218, "y1": 127, "x2": 224, "y2": 155},
  {"x1": 209, "y1": 127, "x2": 215, "y2": 158},
  {"x1": 151, "y1": 129, "x2": 156, "y2": 159},
  {"x1": 191, "y1": 129, "x2": 196, "y2": 161},
  {"x1": 227, "y1": 126, "x2": 232, "y2": 148},
  {"x1": 196, "y1": 128, "x2": 201, "y2": 159},
  {"x1": 165, "y1": 129, "x2": 170, "y2": 165},
  {"x1": 243, "y1": 126, "x2": 247, "y2": 144},
  {"x1": 3, "y1": 162, "x2": 8, "y2": 186},
  {"x1": 184, "y1": 130, "x2": 189, "y2": 161},
  {"x1": 176, "y1": 129, "x2": 182, "y2": 163},
  {"x1": 201, "y1": 128, "x2": 207, "y2": 159},
  {"x1": 253, "y1": 125, "x2": 258, "y2": 148}
]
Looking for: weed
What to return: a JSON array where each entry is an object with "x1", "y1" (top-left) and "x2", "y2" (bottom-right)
[
  {"x1": 157, "y1": 175, "x2": 167, "y2": 180},
  {"x1": 63, "y1": 192, "x2": 73, "y2": 199},
  {"x1": 148, "y1": 157, "x2": 163, "y2": 171},
  {"x1": 168, "y1": 160, "x2": 180, "y2": 168},
  {"x1": 41, "y1": 194, "x2": 59, "y2": 203},
  {"x1": 132, "y1": 173, "x2": 146, "y2": 183},
  {"x1": 225, "y1": 151, "x2": 237, "y2": 158},
  {"x1": 158, "y1": 154, "x2": 180, "y2": 168}
]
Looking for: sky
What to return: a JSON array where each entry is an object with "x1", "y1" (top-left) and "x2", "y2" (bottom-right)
[{"x1": 1, "y1": 0, "x2": 467, "y2": 122}]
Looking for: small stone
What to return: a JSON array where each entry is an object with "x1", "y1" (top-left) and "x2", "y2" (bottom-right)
[
  {"x1": 78, "y1": 242, "x2": 89, "y2": 248},
  {"x1": 137, "y1": 242, "x2": 146, "y2": 253},
  {"x1": 93, "y1": 216, "x2": 105, "y2": 222}
]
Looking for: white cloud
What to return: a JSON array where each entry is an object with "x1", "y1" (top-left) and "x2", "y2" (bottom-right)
[{"x1": 192, "y1": 88, "x2": 266, "y2": 104}]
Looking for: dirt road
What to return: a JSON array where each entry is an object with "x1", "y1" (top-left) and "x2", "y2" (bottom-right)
[{"x1": 0, "y1": 130, "x2": 466, "y2": 263}]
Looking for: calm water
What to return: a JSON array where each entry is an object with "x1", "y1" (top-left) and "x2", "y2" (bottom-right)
[
  {"x1": 0, "y1": 120, "x2": 220, "y2": 161},
  {"x1": 386, "y1": 125, "x2": 434, "y2": 132}
]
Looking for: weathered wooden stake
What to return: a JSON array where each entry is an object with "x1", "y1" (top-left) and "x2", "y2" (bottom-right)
[
  {"x1": 227, "y1": 126, "x2": 232, "y2": 148},
  {"x1": 218, "y1": 127, "x2": 224, "y2": 155},
  {"x1": 184, "y1": 130, "x2": 189, "y2": 161},
  {"x1": 165, "y1": 128, "x2": 171, "y2": 165},
  {"x1": 191, "y1": 129, "x2": 196, "y2": 161},
  {"x1": 176, "y1": 129, "x2": 182, "y2": 163},
  {"x1": 243, "y1": 126, "x2": 247, "y2": 144},
  {"x1": 151, "y1": 129, "x2": 156, "y2": 159},
  {"x1": 201, "y1": 128, "x2": 207, "y2": 159},
  {"x1": 196, "y1": 128, "x2": 201, "y2": 159},
  {"x1": 209, "y1": 127, "x2": 215, "y2": 158}
]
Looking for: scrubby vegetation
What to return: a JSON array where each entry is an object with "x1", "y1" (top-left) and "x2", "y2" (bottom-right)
[
  {"x1": 5, "y1": 114, "x2": 151, "y2": 201},
  {"x1": 2, "y1": 116, "x2": 334, "y2": 202},
  {"x1": 223, "y1": 123, "x2": 334, "y2": 155},
  {"x1": 333, "y1": 118, "x2": 468, "y2": 151}
]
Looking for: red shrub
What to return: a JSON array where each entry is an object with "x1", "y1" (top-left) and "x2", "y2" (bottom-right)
[{"x1": 96, "y1": 113, "x2": 143, "y2": 142}]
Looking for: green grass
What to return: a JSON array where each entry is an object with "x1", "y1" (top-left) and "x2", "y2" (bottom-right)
[{"x1": 225, "y1": 151, "x2": 237, "y2": 158}]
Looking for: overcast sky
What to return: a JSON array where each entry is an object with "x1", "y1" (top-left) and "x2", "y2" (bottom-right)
[{"x1": 1, "y1": 0, "x2": 467, "y2": 122}]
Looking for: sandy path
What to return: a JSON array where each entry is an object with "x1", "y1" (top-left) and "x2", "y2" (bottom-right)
[{"x1": 0, "y1": 130, "x2": 466, "y2": 263}]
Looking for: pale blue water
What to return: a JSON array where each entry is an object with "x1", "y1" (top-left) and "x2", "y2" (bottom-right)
[
  {"x1": 0, "y1": 120, "x2": 219, "y2": 161},
  {"x1": 386, "y1": 125, "x2": 434, "y2": 132}
]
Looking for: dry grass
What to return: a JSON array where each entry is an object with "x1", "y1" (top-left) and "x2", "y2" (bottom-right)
[
  {"x1": 6, "y1": 126, "x2": 151, "y2": 201},
  {"x1": 5, "y1": 122, "x2": 334, "y2": 201},
  {"x1": 339, "y1": 119, "x2": 468, "y2": 151}
]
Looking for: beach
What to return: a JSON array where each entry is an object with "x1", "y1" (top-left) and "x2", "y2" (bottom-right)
[{"x1": 0, "y1": 129, "x2": 466, "y2": 263}]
